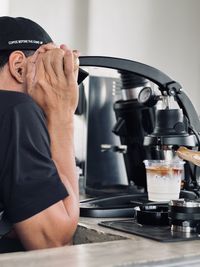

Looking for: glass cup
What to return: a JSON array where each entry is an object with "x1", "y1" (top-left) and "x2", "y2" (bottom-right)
[{"x1": 143, "y1": 160, "x2": 185, "y2": 202}]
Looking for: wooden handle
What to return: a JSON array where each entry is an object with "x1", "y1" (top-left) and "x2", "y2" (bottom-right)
[{"x1": 177, "y1": 146, "x2": 200, "y2": 166}]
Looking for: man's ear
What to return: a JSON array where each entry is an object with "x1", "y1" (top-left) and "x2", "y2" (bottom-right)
[{"x1": 8, "y1": 51, "x2": 27, "y2": 84}]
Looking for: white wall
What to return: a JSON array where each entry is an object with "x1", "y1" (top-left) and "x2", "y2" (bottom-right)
[
  {"x1": 87, "y1": 0, "x2": 200, "y2": 114},
  {"x1": 0, "y1": 0, "x2": 10, "y2": 15},
  {"x1": 9, "y1": 0, "x2": 89, "y2": 53}
]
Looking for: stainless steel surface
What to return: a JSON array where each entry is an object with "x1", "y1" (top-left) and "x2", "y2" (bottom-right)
[
  {"x1": 169, "y1": 199, "x2": 200, "y2": 234},
  {"x1": 169, "y1": 199, "x2": 200, "y2": 208},
  {"x1": 121, "y1": 87, "x2": 142, "y2": 100},
  {"x1": 171, "y1": 224, "x2": 197, "y2": 234},
  {"x1": 152, "y1": 145, "x2": 176, "y2": 160}
]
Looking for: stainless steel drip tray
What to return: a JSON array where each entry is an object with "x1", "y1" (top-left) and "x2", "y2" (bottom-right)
[{"x1": 99, "y1": 219, "x2": 200, "y2": 242}]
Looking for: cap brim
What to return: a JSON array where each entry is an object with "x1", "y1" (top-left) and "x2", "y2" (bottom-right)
[{"x1": 78, "y1": 68, "x2": 89, "y2": 85}]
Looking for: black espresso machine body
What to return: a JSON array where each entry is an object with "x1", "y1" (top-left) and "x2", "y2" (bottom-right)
[
  {"x1": 112, "y1": 75, "x2": 155, "y2": 189},
  {"x1": 78, "y1": 56, "x2": 200, "y2": 198}
]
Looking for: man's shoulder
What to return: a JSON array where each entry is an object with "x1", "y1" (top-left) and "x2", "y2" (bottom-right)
[
  {"x1": 0, "y1": 90, "x2": 43, "y2": 118},
  {"x1": 0, "y1": 90, "x2": 49, "y2": 149}
]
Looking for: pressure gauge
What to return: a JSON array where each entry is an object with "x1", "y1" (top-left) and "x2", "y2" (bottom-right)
[{"x1": 138, "y1": 87, "x2": 159, "y2": 107}]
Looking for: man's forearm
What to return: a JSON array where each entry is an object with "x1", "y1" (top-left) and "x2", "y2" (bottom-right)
[{"x1": 47, "y1": 114, "x2": 79, "y2": 212}]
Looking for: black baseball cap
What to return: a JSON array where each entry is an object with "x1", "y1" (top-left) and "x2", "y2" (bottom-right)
[{"x1": 0, "y1": 16, "x2": 88, "y2": 84}]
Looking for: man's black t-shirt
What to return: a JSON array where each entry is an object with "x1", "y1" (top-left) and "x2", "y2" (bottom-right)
[{"x1": 0, "y1": 90, "x2": 68, "y2": 226}]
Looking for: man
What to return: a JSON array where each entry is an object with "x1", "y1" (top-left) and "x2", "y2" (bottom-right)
[{"x1": 0, "y1": 16, "x2": 86, "y2": 252}]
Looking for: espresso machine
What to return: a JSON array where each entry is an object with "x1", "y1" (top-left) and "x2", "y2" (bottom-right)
[{"x1": 77, "y1": 56, "x2": 200, "y2": 217}]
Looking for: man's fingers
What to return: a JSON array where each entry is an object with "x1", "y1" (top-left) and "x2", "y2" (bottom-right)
[
  {"x1": 26, "y1": 57, "x2": 36, "y2": 94},
  {"x1": 72, "y1": 50, "x2": 80, "y2": 73},
  {"x1": 60, "y1": 44, "x2": 80, "y2": 58},
  {"x1": 29, "y1": 50, "x2": 40, "y2": 64},
  {"x1": 72, "y1": 49, "x2": 80, "y2": 58},
  {"x1": 63, "y1": 49, "x2": 79, "y2": 84},
  {"x1": 72, "y1": 51, "x2": 80, "y2": 81},
  {"x1": 35, "y1": 53, "x2": 46, "y2": 80},
  {"x1": 63, "y1": 49, "x2": 74, "y2": 80},
  {"x1": 28, "y1": 44, "x2": 79, "y2": 94},
  {"x1": 60, "y1": 44, "x2": 80, "y2": 73},
  {"x1": 37, "y1": 43, "x2": 57, "y2": 53},
  {"x1": 49, "y1": 49, "x2": 66, "y2": 78},
  {"x1": 73, "y1": 55, "x2": 80, "y2": 72},
  {"x1": 42, "y1": 50, "x2": 59, "y2": 81},
  {"x1": 29, "y1": 53, "x2": 46, "y2": 93},
  {"x1": 29, "y1": 43, "x2": 57, "y2": 65}
]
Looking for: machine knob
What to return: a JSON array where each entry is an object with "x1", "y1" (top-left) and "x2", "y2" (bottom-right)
[{"x1": 101, "y1": 144, "x2": 127, "y2": 154}]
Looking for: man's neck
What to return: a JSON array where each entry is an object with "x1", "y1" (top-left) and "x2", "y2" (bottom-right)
[{"x1": 0, "y1": 65, "x2": 25, "y2": 93}]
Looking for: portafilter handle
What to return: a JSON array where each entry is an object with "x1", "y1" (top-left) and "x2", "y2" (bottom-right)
[{"x1": 177, "y1": 146, "x2": 200, "y2": 167}]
